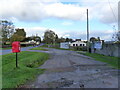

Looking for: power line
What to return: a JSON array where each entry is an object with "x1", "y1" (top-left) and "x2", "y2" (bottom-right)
[{"x1": 108, "y1": 0, "x2": 117, "y2": 22}]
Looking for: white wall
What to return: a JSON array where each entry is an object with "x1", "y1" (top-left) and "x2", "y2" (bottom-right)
[
  {"x1": 60, "y1": 42, "x2": 69, "y2": 49},
  {"x1": 70, "y1": 41, "x2": 86, "y2": 46}
]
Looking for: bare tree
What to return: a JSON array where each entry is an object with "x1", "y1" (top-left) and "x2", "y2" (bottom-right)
[{"x1": 112, "y1": 25, "x2": 120, "y2": 41}]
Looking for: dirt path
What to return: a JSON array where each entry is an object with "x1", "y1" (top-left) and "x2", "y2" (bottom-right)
[{"x1": 28, "y1": 48, "x2": 119, "y2": 88}]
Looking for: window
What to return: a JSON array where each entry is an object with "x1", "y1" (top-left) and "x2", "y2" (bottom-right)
[
  {"x1": 83, "y1": 44, "x2": 85, "y2": 46},
  {"x1": 80, "y1": 44, "x2": 82, "y2": 46},
  {"x1": 73, "y1": 44, "x2": 75, "y2": 46},
  {"x1": 76, "y1": 44, "x2": 78, "y2": 46}
]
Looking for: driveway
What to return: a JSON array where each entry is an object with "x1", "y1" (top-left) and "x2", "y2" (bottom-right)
[{"x1": 27, "y1": 48, "x2": 119, "y2": 88}]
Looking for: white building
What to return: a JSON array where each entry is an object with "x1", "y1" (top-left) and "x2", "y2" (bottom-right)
[
  {"x1": 60, "y1": 42, "x2": 69, "y2": 49},
  {"x1": 28, "y1": 40, "x2": 36, "y2": 44},
  {"x1": 70, "y1": 41, "x2": 86, "y2": 47}
]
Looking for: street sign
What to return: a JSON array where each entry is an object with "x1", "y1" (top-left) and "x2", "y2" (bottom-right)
[
  {"x1": 94, "y1": 41, "x2": 102, "y2": 49},
  {"x1": 12, "y1": 41, "x2": 21, "y2": 68},
  {"x1": 60, "y1": 42, "x2": 69, "y2": 49}
]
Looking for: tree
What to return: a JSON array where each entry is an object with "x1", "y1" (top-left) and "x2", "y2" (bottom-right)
[
  {"x1": 55, "y1": 34, "x2": 59, "y2": 43},
  {"x1": 0, "y1": 20, "x2": 14, "y2": 44},
  {"x1": 97, "y1": 37, "x2": 100, "y2": 41},
  {"x1": 116, "y1": 31, "x2": 120, "y2": 41},
  {"x1": 65, "y1": 38, "x2": 73, "y2": 42},
  {"x1": 15, "y1": 28, "x2": 26, "y2": 37},
  {"x1": 58, "y1": 37, "x2": 66, "y2": 43},
  {"x1": 113, "y1": 31, "x2": 120, "y2": 41},
  {"x1": 90, "y1": 37, "x2": 97, "y2": 42},
  {"x1": 112, "y1": 25, "x2": 120, "y2": 41},
  {"x1": 32, "y1": 35, "x2": 41, "y2": 42},
  {"x1": 10, "y1": 34, "x2": 25, "y2": 42},
  {"x1": 43, "y1": 30, "x2": 56, "y2": 44},
  {"x1": 10, "y1": 28, "x2": 26, "y2": 43}
]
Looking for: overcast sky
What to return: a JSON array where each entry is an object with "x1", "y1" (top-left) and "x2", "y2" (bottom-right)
[{"x1": 0, "y1": 0, "x2": 119, "y2": 41}]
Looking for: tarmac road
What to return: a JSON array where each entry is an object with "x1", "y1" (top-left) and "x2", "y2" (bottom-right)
[
  {"x1": 0, "y1": 46, "x2": 34, "y2": 55},
  {"x1": 26, "y1": 48, "x2": 119, "y2": 88},
  {"x1": 0, "y1": 44, "x2": 44, "y2": 55}
]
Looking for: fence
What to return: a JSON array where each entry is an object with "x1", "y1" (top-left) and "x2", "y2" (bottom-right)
[{"x1": 93, "y1": 43, "x2": 120, "y2": 57}]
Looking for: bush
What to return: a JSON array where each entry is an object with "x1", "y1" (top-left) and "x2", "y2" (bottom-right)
[
  {"x1": 2, "y1": 45, "x2": 11, "y2": 48},
  {"x1": 73, "y1": 46, "x2": 87, "y2": 51}
]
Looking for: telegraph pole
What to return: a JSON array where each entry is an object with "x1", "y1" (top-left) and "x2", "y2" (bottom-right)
[{"x1": 87, "y1": 9, "x2": 89, "y2": 52}]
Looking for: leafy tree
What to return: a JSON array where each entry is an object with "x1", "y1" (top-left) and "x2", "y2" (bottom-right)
[
  {"x1": 66, "y1": 38, "x2": 69, "y2": 42},
  {"x1": 0, "y1": 20, "x2": 14, "y2": 44},
  {"x1": 14, "y1": 28, "x2": 26, "y2": 37},
  {"x1": 117, "y1": 31, "x2": 120, "y2": 41},
  {"x1": 23, "y1": 37, "x2": 32, "y2": 42},
  {"x1": 10, "y1": 34, "x2": 24, "y2": 42},
  {"x1": 65, "y1": 38, "x2": 73, "y2": 42},
  {"x1": 90, "y1": 37, "x2": 96, "y2": 42},
  {"x1": 43, "y1": 30, "x2": 56, "y2": 44},
  {"x1": 97, "y1": 37, "x2": 101, "y2": 41},
  {"x1": 58, "y1": 37, "x2": 66, "y2": 43},
  {"x1": 55, "y1": 34, "x2": 59, "y2": 43},
  {"x1": 112, "y1": 25, "x2": 120, "y2": 41},
  {"x1": 114, "y1": 31, "x2": 120, "y2": 41},
  {"x1": 10, "y1": 28, "x2": 26, "y2": 43},
  {"x1": 32, "y1": 36, "x2": 41, "y2": 42}
]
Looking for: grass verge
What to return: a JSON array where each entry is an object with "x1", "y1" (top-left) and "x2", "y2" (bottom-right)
[
  {"x1": 1, "y1": 51, "x2": 49, "y2": 88},
  {"x1": 50, "y1": 47, "x2": 72, "y2": 50},
  {"x1": 78, "y1": 52, "x2": 120, "y2": 69},
  {"x1": 30, "y1": 47, "x2": 48, "y2": 51}
]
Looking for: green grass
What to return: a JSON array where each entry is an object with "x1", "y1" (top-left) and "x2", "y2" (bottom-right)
[
  {"x1": 78, "y1": 52, "x2": 120, "y2": 69},
  {"x1": 50, "y1": 47, "x2": 72, "y2": 50},
  {"x1": 1, "y1": 51, "x2": 49, "y2": 88},
  {"x1": 30, "y1": 47, "x2": 48, "y2": 51},
  {"x1": 0, "y1": 55, "x2": 1, "y2": 89}
]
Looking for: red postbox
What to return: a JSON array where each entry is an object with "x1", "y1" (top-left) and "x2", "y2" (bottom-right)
[{"x1": 12, "y1": 41, "x2": 21, "y2": 53}]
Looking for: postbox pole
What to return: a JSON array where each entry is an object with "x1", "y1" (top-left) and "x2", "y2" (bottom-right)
[{"x1": 16, "y1": 52, "x2": 18, "y2": 68}]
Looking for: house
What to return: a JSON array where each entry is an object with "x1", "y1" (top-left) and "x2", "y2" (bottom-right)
[{"x1": 70, "y1": 41, "x2": 86, "y2": 47}]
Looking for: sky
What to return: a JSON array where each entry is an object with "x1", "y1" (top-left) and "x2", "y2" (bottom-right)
[{"x1": 0, "y1": 0, "x2": 119, "y2": 41}]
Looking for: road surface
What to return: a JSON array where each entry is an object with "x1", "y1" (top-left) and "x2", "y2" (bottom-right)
[
  {"x1": 0, "y1": 44, "x2": 44, "y2": 55},
  {"x1": 25, "y1": 48, "x2": 119, "y2": 88}
]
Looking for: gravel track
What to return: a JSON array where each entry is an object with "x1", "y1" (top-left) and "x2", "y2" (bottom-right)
[{"x1": 27, "y1": 48, "x2": 119, "y2": 88}]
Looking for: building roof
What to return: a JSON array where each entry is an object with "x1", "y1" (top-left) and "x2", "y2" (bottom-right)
[{"x1": 71, "y1": 41, "x2": 86, "y2": 44}]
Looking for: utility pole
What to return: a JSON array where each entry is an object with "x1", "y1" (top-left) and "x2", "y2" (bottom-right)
[{"x1": 87, "y1": 9, "x2": 89, "y2": 52}]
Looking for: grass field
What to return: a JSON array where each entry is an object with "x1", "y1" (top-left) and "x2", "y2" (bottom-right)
[
  {"x1": 1, "y1": 51, "x2": 49, "y2": 88},
  {"x1": 30, "y1": 47, "x2": 48, "y2": 51},
  {"x1": 78, "y1": 52, "x2": 120, "y2": 69}
]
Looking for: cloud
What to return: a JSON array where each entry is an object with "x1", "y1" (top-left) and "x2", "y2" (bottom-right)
[
  {"x1": 61, "y1": 22, "x2": 73, "y2": 26},
  {"x1": 44, "y1": 3, "x2": 86, "y2": 21},
  {"x1": 56, "y1": 29, "x2": 114, "y2": 41},
  {"x1": 80, "y1": 0, "x2": 118, "y2": 24},
  {"x1": 0, "y1": 0, "x2": 86, "y2": 22},
  {"x1": 0, "y1": 0, "x2": 118, "y2": 24},
  {"x1": 16, "y1": 25, "x2": 114, "y2": 41},
  {"x1": 17, "y1": 26, "x2": 47, "y2": 37}
]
